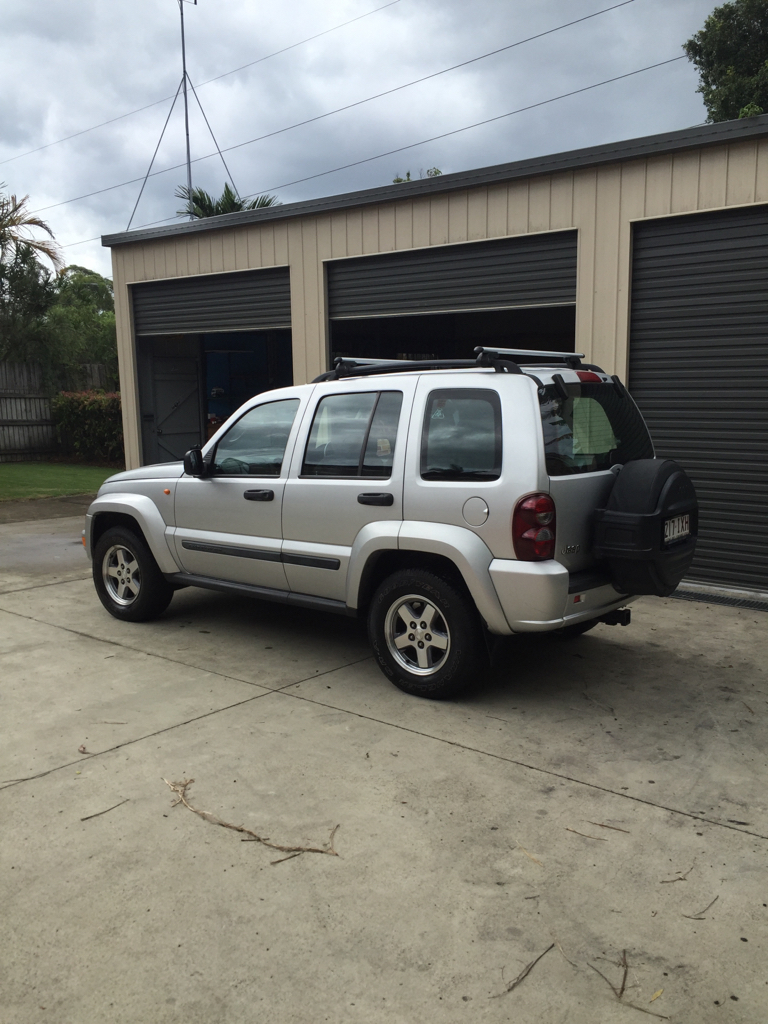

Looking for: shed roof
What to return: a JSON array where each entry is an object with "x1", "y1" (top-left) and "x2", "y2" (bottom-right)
[{"x1": 102, "y1": 114, "x2": 768, "y2": 248}]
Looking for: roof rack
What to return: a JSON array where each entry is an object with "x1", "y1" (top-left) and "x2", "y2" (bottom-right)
[
  {"x1": 475, "y1": 347, "x2": 585, "y2": 366},
  {"x1": 311, "y1": 348, "x2": 597, "y2": 383}
]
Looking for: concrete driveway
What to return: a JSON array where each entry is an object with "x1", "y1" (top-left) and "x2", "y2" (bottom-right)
[{"x1": 1, "y1": 512, "x2": 766, "y2": 1024}]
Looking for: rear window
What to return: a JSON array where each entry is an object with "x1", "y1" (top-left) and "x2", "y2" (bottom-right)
[
  {"x1": 539, "y1": 382, "x2": 653, "y2": 476},
  {"x1": 421, "y1": 389, "x2": 502, "y2": 481}
]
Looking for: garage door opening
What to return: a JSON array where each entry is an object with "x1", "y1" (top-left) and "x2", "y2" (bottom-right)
[
  {"x1": 330, "y1": 305, "x2": 575, "y2": 363},
  {"x1": 137, "y1": 330, "x2": 292, "y2": 464}
]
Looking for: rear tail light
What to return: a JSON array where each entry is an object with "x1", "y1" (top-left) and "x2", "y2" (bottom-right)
[
  {"x1": 513, "y1": 493, "x2": 556, "y2": 560},
  {"x1": 576, "y1": 370, "x2": 602, "y2": 382}
]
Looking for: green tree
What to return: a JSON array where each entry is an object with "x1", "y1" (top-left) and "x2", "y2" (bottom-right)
[
  {"x1": 174, "y1": 182, "x2": 281, "y2": 219},
  {"x1": 46, "y1": 266, "x2": 118, "y2": 387},
  {"x1": 683, "y1": 0, "x2": 768, "y2": 121},
  {"x1": 0, "y1": 184, "x2": 63, "y2": 271},
  {"x1": 0, "y1": 256, "x2": 118, "y2": 389},
  {"x1": 0, "y1": 244, "x2": 56, "y2": 363}
]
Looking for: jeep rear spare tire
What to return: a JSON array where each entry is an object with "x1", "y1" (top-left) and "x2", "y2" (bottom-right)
[{"x1": 593, "y1": 459, "x2": 698, "y2": 596}]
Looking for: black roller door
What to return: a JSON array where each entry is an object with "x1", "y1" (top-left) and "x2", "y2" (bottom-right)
[
  {"x1": 132, "y1": 267, "x2": 291, "y2": 335},
  {"x1": 629, "y1": 206, "x2": 768, "y2": 592},
  {"x1": 327, "y1": 232, "x2": 577, "y2": 319}
]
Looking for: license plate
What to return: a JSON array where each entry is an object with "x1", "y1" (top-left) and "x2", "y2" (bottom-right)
[{"x1": 664, "y1": 514, "x2": 690, "y2": 544}]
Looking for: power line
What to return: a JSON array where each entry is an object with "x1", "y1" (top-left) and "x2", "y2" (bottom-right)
[
  {"x1": 0, "y1": 0, "x2": 403, "y2": 169},
  {"x1": 32, "y1": 0, "x2": 643, "y2": 216},
  {"x1": 243, "y1": 57, "x2": 687, "y2": 197},
  {"x1": 59, "y1": 54, "x2": 687, "y2": 249}
]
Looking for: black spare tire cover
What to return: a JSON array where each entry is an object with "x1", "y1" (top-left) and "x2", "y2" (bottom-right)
[{"x1": 593, "y1": 459, "x2": 698, "y2": 597}]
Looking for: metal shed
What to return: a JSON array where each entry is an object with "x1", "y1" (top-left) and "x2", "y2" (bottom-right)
[{"x1": 103, "y1": 115, "x2": 768, "y2": 595}]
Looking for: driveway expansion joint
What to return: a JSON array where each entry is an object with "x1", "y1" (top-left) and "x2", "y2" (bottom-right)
[{"x1": 273, "y1": 687, "x2": 768, "y2": 843}]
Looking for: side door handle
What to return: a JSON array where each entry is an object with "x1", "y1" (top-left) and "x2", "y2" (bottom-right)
[
  {"x1": 358, "y1": 492, "x2": 394, "y2": 506},
  {"x1": 244, "y1": 489, "x2": 274, "y2": 501}
]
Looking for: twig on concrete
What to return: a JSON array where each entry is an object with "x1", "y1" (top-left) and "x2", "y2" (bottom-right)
[
  {"x1": 163, "y1": 779, "x2": 340, "y2": 862},
  {"x1": 492, "y1": 943, "x2": 554, "y2": 997},
  {"x1": 587, "y1": 821, "x2": 631, "y2": 834},
  {"x1": 80, "y1": 798, "x2": 129, "y2": 822},
  {"x1": 660, "y1": 860, "x2": 696, "y2": 883},
  {"x1": 271, "y1": 851, "x2": 303, "y2": 866},
  {"x1": 513, "y1": 839, "x2": 543, "y2": 865},
  {"x1": 565, "y1": 827, "x2": 608, "y2": 841},
  {"x1": 582, "y1": 691, "x2": 614, "y2": 715},
  {"x1": 742, "y1": 701, "x2": 755, "y2": 715},
  {"x1": 683, "y1": 895, "x2": 719, "y2": 920},
  {"x1": 588, "y1": 952, "x2": 670, "y2": 1019},
  {"x1": 553, "y1": 937, "x2": 578, "y2": 969}
]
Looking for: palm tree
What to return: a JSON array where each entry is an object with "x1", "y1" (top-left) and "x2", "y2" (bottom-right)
[
  {"x1": 174, "y1": 182, "x2": 281, "y2": 219},
  {"x1": 0, "y1": 184, "x2": 63, "y2": 271}
]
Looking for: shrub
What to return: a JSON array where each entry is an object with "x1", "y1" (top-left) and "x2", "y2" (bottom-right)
[{"x1": 52, "y1": 390, "x2": 123, "y2": 463}]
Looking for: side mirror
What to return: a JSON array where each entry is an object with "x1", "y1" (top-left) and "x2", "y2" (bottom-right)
[{"x1": 183, "y1": 447, "x2": 206, "y2": 477}]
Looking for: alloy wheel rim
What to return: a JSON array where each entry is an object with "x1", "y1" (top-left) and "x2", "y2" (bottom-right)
[
  {"x1": 384, "y1": 594, "x2": 451, "y2": 676},
  {"x1": 102, "y1": 544, "x2": 141, "y2": 606}
]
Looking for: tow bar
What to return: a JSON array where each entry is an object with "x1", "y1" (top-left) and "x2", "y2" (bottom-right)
[{"x1": 599, "y1": 608, "x2": 631, "y2": 626}]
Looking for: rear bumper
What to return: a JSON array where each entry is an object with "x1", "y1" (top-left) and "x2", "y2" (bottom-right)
[{"x1": 488, "y1": 558, "x2": 633, "y2": 633}]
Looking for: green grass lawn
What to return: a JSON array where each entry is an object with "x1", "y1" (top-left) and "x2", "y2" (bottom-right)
[{"x1": 0, "y1": 462, "x2": 120, "y2": 501}]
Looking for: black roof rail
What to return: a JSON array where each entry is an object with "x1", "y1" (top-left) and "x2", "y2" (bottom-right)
[
  {"x1": 310, "y1": 348, "x2": 604, "y2": 383},
  {"x1": 313, "y1": 357, "x2": 478, "y2": 382}
]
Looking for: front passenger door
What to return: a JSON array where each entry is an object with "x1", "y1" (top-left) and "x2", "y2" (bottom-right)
[{"x1": 174, "y1": 396, "x2": 303, "y2": 590}]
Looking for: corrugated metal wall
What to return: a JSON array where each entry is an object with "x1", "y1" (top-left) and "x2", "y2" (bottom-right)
[
  {"x1": 629, "y1": 206, "x2": 768, "y2": 592},
  {"x1": 0, "y1": 363, "x2": 56, "y2": 463},
  {"x1": 111, "y1": 137, "x2": 768, "y2": 469},
  {"x1": 326, "y1": 231, "x2": 577, "y2": 318},
  {"x1": 132, "y1": 267, "x2": 291, "y2": 335}
]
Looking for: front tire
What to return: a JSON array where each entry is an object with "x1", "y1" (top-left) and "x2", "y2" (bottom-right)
[
  {"x1": 368, "y1": 568, "x2": 486, "y2": 699},
  {"x1": 93, "y1": 526, "x2": 174, "y2": 622}
]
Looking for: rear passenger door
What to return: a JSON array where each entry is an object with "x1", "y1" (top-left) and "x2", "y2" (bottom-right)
[
  {"x1": 404, "y1": 377, "x2": 511, "y2": 555},
  {"x1": 281, "y1": 382, "x2": 415, "y2": 601}
]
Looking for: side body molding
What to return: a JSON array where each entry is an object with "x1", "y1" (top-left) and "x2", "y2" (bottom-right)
[
  {"x1": 398, "y1": 522, "x2": 512, "y2": 635},
  {"x1": 85, "y1": 494, "x2": 181, "y2": 574}
]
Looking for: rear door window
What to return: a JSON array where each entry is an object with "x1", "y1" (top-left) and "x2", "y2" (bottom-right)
[
  {"x1": 539, "y1": 382, "x2": 653, "y2": 475},
  {"x1": 421, "y1": 389, "x2": 502, "y2": 480},
  {"x1": 302, "y1": 391, "x2": 403, "y2": 477}
]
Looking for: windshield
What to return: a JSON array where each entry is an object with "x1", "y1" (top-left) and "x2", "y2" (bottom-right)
[{"x1": 539, "y1": 381, "x2": 653, "y2": 476}]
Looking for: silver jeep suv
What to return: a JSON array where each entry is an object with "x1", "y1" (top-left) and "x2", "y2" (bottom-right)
[{"x1": 85, "y1": 348, "x2": 698, "y2": 699}]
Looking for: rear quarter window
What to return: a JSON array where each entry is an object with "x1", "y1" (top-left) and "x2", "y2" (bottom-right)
[
  {"x1": 421, "y1": 389, "x2": 502, "y2": 481},
  {"x1": 539, "y1": 382, "x2": 653, "y2": 475}
]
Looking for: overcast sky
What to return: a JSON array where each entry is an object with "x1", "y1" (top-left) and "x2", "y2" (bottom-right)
[{"x1": 0, "y1": 0, "x2": 717, "y2": 277}]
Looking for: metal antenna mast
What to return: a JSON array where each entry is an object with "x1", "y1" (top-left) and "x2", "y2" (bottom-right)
[
  {"x1": 128, "y1": 0, "x2": 245, "y2": 229},
  {"x1": 178, "y1": 0, "x2": 197, "y2": 219}
]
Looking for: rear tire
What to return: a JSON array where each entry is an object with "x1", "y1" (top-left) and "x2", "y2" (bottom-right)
[
  {"x1": 368, "y1": 568, "x2": 486, "y2": 699},
  {"x1": 93, "y1": 526, "x2": 174, "y2": 622}
]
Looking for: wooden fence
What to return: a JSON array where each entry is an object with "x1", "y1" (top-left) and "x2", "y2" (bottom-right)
[{"x1": 0, "y1": 362, "x2": 57, "y2": 463}]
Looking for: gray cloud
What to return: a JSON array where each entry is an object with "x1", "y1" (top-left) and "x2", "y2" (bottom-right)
[{"x1": 0, "y1": 0, "x2": 714, "y2": 276}]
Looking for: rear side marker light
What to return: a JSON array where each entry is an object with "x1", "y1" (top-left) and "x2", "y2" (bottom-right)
[{"x1": 513, "y1": 493, "x2": 556, "y2": 560}]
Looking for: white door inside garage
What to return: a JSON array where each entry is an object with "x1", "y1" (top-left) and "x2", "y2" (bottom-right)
[{"x1": 629, "y1": 206, "x2": 768, "y2": 593}]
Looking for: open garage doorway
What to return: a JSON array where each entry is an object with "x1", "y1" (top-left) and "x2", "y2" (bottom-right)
[
  {"x1": 330, "y1": 305, "x2": 576, "y2": 363},
  {"x1": 137, "y1": 329, "x2": 292, "y2": 465}
]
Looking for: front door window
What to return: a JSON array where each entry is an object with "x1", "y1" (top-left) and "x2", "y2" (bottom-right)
[{"x1": 212, "y1": 398, "x2": 299, "y2": 477}]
